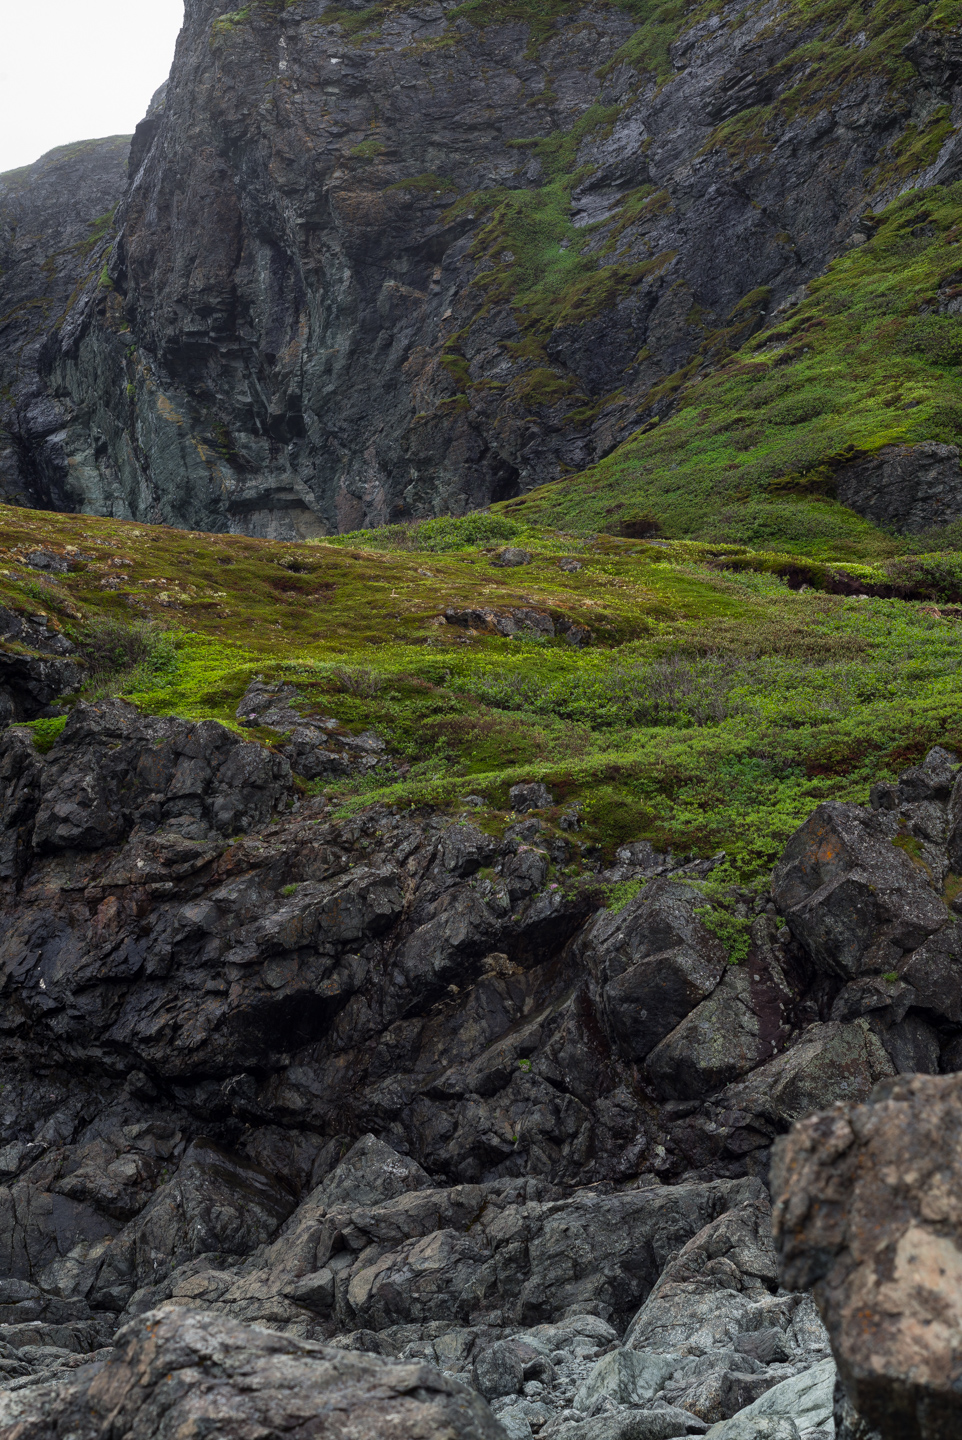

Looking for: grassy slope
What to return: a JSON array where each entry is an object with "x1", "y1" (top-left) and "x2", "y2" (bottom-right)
[
  {"x1": 4, "y1": 505, "x2": 962, "y2": 901},
  {"x1": 509, "y1": 184, "x2": 962, "y2": 554}
]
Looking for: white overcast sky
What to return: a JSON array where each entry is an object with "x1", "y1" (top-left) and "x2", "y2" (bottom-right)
[{"x1": 0, "y1": 1, "x2": 185, "y2": 174}]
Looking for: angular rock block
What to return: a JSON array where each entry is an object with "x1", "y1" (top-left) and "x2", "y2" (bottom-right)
[
  {"x1": 579, "y1": 880, "x2": 727, "y2": 1064},
  {"x1": 772, "y1": 1072, "x2": 962, "y2": 1440},
  {"x1": 772, "y1": 801, "x2": 947, "y2": 979}
]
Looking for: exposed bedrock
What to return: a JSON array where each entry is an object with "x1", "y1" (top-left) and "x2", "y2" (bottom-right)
[
  {"x1": 0, "y1": 139, "x2": 131, "y2": 511},
  {"x1": 772, "y1": 1072, "x2": 962, "y2": 1440},
  {"x1": 0, "y1": 700, "x2": 957, "y2": 1432},
  {"x1": 5, "y1": 0, "x2": 962, "y2": 533}
]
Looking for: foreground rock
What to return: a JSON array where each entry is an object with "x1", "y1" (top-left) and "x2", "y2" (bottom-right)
[
  {"x1": 0, "y1": 1306, "x2": 505, "y2": 1440},
  {"x1": 772, "y1": 1072, "x2": 962, "y2": 1440},
  {"x1": 0, "y1": 705, "x2": 956, "y2": 1436}
]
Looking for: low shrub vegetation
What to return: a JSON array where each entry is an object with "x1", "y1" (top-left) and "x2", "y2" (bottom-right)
[{"x1": 0, "y1": 505, "x2": 960, "y2": 895}]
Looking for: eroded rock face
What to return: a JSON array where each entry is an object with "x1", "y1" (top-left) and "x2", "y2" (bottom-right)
[
  {"x1": 0, "y1": 714, "x2": 957, "y2": 1434},
  {"x1": 5, "y1": 0, "x2": 962, "y2": 532},
  {"x1": 771, "y1": 1072, "x2": 962, "y2": 1440},
  {"x1": 0, "y1": 139, "x2": 131, "y2": 511},
  {"x1": 0, "y1": 1305, "x2": 507, "y2": 1440},
  {"x1": 833, "y1": 444, "x2": 962, "y2": 533}
]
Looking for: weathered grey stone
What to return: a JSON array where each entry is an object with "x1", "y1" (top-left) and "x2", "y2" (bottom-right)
[
  {"x1": 549, "y1": 1411, "x2": 700, "y2": 1440},
  {"x1": 0, "y1": 1306, "x2": 506, "y2": 1440},
  {"x1": 703, "y1": 1360, "x2": 836, "y2": 1438},
  {"x1": 474, "y1": 1339, "x2": 526, "y2": 1399},
  {"x1": 705, "y1": 1418, "x2": 800, "y2": 1440},
  {"x1": 573, "y1": 1348, "x2": 681, "y2": 1410},
  {"x1": 896, "y1": 923, "x2": 962, "y2": 1023},
  {"x1": 772, "y1": 802, "x2": 947, "y2": 979}
]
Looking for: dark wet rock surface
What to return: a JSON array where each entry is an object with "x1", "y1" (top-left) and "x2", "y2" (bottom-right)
[{"x1": 0, "y1": 715, "x2": 958, "y2": 1434}]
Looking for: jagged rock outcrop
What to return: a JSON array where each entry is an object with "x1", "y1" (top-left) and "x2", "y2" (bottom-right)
[
  {"x1": 4, "y1": 0, "x2": 962, "y2": 533},
  {"x1": 833, "y1": 443, "x2": 962, "y2": 534},
  {"x1": 0, "y1": 703, "x2": 959, "y2": 1434},
  {"x1": 0, "y1": 1305, "x2": 507, "y2": 1440},
  {"x1": 772, "y1": 1072, "x2": 962, "y2": 1440},
  {"x1": 0, "y1": 139, "x2": 131, "y2": 510}
]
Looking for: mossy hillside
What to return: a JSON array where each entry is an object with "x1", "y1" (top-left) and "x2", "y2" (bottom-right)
[
  {"x1": 5, "y1": 506, "x2": 962, "y2": 895},
  {"x1": 508, "y1": 183, "x2": 962, "y2": 555},
  {"x1": 213, "y1": 0, "x2": 956, "y2": 436}
]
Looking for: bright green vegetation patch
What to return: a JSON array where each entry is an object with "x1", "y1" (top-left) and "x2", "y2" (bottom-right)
[
  {"x1": 512, "y1": 182, "x2": 962, "y2": 557},
  {"x1": 16, "y1": 715, "x2": 68, "y2": 754},
  {"x1": 4, "y1": 506, "x2": 962, "y2": 893}
]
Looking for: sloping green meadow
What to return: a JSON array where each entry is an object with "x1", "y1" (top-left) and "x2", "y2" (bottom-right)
[{"x1": 3, "y1": 506, "x2": 962, "y2": 897}]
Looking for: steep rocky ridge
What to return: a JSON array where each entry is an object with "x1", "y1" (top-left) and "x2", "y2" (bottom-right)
[
  {"x1": 0, "y1": 139, "x2": 131, "y2": 510},
  {"x1": 4, "y1": 0, "x2": 962, "y2": 537}
]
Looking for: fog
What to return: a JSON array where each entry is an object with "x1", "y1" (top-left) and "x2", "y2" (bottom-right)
[{"x1": 0, "y1": 0, "x2": 184, "y2": 174}]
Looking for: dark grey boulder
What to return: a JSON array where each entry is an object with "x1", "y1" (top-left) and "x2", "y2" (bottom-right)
[
  {"x1": 580, "y1": 881, "x2": 727, "y2": 1064},
  {"x1": 509, "y1": 783, "x2": 554, "y2": 813},
  {"x1": 474, "y1": 1339, "x2": 526, "y2": 1399},
  {"x1": 772, "y1": 801, "x2": 947, "y2": 979}
]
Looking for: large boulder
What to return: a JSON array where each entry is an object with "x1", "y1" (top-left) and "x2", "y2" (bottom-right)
[
  {"x1": 772, "y1": 802, "x2": 947, "y2": 979},
  {"x1": 771, "y1": 1072, "x2": 962, "y2": 1439},
  {"x1": 579, "y1": 881, "x2": 728, "y2": 1064},
  {"x1": 717, "y1": 1020, "x2": 895, "y2": 1133},
  {"x1": 0, "y1": 1305, "x2": 506, "y2": 1440}
]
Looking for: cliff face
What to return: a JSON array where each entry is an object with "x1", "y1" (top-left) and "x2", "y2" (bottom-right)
[
  {"x1": 4, "y1": 0, "x2": 961, "y2": 537},
  {"x1": 0, "y1": 139, "x2": 131, "y2": 510}
]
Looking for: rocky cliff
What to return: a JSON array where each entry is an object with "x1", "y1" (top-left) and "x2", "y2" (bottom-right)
[
  {"x1": 0, "y1": 139, "x2": 131, "y2": 510},
  {"x1": 4, "y1": 0, "x2": 962, "y2": 537}
]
